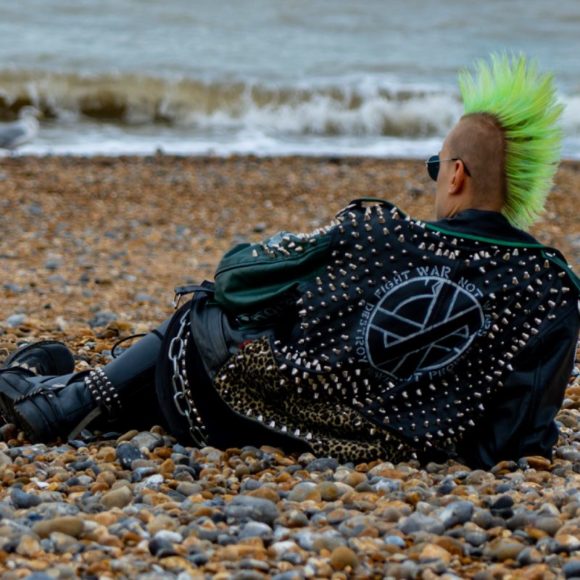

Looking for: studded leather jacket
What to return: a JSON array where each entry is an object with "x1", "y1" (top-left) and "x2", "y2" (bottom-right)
[{"x1": 189, "y1": 199, "x2": 579, "y2": 469}]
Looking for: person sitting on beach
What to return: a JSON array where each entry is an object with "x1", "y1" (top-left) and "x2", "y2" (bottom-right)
[{"x1": 0, "y1": 53, "x2": 578, "y2": 470}]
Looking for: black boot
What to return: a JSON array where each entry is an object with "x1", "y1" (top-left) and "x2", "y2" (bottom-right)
[
  {"x1": 0, "y1": 341, "x2": 75, "y2": 424},
  {"x1": 0, "y1": 371, "x2": 99, "y2": 441},
  {"x1": 0, "y1": 321, "x2": 169, "y2": 442},
  {"x1": 1, "y1": 340, "x2": 75, "y2": 376}
]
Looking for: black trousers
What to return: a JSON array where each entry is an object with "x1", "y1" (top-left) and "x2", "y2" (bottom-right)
[{"x1": 104, "y1": 300, "x2": 309, "y2": 453}]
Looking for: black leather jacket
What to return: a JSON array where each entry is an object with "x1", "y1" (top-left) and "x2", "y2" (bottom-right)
[
  {"x1": 196, "y1": 201, "x2": 580, "y2": 469},
  {"x1": 433, "y1": 211, "x2": 579, "y2": 468}
]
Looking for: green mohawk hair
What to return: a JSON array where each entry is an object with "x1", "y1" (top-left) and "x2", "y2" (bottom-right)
[{"x1": 458, "y1": 53, "x2": 564, "y2": 229}]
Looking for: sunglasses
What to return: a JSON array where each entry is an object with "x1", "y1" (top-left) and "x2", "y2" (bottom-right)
[{"x1": 425, "y1": 154, "x2": 471, "y2": 181}]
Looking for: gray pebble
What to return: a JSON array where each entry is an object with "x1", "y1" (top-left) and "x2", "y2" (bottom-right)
[
  {"x1": 88, "y1": 310, "x2": 117, "y2": 328},
  {"x1": 384, "y1": 535, "x2": 406, "y2": 548},
  {"x1": 154, "y1": 530, "x2": 183, "y2": 543},
  {"x1": 225, "y1": 496, "x2": 279, "y2": 525},
  {"x1": 517, "y1": 546, "x2": 543, "y2": 566},
  {"x1": 305, "y1": 457, "x2": 338, "y2": 472},
  {"x1": 148, "y1": 537, "x2": 177, "y2": 557},
  {"x1": 535, "y1": 516, "x2": 563, "y2": 536},
  {"x1": 11, "y1": 488, "x2": 42, "y2": 509},
  {"x1": 116, "y1": 443, "x2": 145, "y2": 469},
  {"x1": 398, "y1": 513, "x2": 445, "y2": 535},
  {"x1": 287, "y1": 482, "x2": 318, "y2": 502},
  {"x1": 5, "y1": 314, "x2": 26, "y2": 327},
  {"x1": 437, "y1": 500, "x2": 474, "y2": 528},
  {"x1": 239, "y1": 521, "x2": 273, "y2": 540},
  {"x1": 564, "y1": 560, "x2": 580, "y2": 578},
  {"x1": 130, "y1": 431, "x2": 163, "y2": 451},
  {"x1": 465, "y1": 531, "x2": 488, "y2": 547}
]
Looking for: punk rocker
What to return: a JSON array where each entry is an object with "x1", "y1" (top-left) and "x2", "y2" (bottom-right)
[{"x1": 0, "y1": 54, "x2": 579, "y2": 469}]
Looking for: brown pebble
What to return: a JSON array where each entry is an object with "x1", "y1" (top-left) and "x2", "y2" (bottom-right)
[
  {"x1": 419, "y1": 543, "x2": 452, "y2": 565},
  {"x1": 96, "y1": 446, "x2": 116, "y2": 462},
  {"x1": 16, "y1": 535, "x2": 43, "y2": 557},
  {"x1": 484, "y1": 538, "x2": 525, "y2": 561},
  {"x1": 317, "y1": 481, "x2": 342, "y2": 501},
  {"x1": 330, "y1": 546, "x2": 359, "y2": 571},
  {"x1": 248, "y1": 486, "x2": 280, "y2": 503},
  {"x1": 344, "y1": 471, "x2": 367, "y2": 488},
  {"x1": 525, "y1": 456, "x2": 552, "y2": 471},
  {"x1": 33, "y1": 516, "x2": 84, "y2": 539},
  {"x1": 101, "y1": 485, "x2": 133, "y2": 509},
  {"x1": 116, "y1": 429, "x2": 139, "y2": 443}
]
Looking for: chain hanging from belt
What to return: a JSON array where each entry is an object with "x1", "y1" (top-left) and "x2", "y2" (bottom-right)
[{"x1": 168, "y1": 308, "x2": 208, "y2": 447}]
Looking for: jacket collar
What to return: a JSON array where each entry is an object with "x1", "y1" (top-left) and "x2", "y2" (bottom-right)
[{"x1": 428, "y1": 210, "x2": 541, "y2": 245}]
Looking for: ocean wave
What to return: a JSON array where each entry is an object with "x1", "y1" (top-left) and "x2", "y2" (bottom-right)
[{"x1": 0, "y1": 70, "x2": 463, "y2": 138}]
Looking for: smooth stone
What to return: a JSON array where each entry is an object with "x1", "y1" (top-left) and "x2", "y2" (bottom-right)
[
  {"x1": 317, "y1": 482, "x2": 343, "y2": 501},
  {"x1": 50, "y1": 531, "x2": 81, "y2": 554},
  {"x1": 484, "y1": 538, "x2": 525, "y2": 561},
  {"x1": 176, "y1": 482, "x2": 202, "y2": 497},
  {"x1": 398, "y1": 513, "x2": 445, "y2": 535},
  {"x1": 287, "y1": 482, "x2": 320, "y2": 502},
  {"x1": 525, "y1": 456, "x2": 552, "y2": 470},
  {"x1": 372, "y1": 477, "x2": 401, "y2": 493},
  {"x1": 0, "y1": 450, "x2": 12, "y2": 465},
  {"x1": 154, "y1": 530, "x2": 183, "y2": 543},
  {"x1": 16, "y1": 535, "x2": 42, "y2": 557},
  {"x1": 563, "y1": 560, "x2": 580, "y2": 578},
  {"x1": 517, "y1": 546, "x2": 543, "y2": 566},
  {"x1": 384, "y1": 535, "x2": 406, "y2": 548},
  {"x1": 11, "y1": 488, "x2": 42, "y2": 509},
  {"x1": 225, "y1": 496, "x2": 279, "y2": 525},
  {"x1": 419, "y1": 543, "x2": 452, "y2": 565},
  {"x1": 137, "y1": 474, "x2": 164, "y2": 490},
  {"x1": 89, "y1": 311, "x2": 117, "y2": 328},
  {"x1": 465, "y1": 531, "x2": 488, "y2": 547},
  {"x1": 305, "y1": 457, "x2": 339, "y2": 472},
  {"x1": 492, "y1": 495, "x2": 514, "y2": 508},
  {"x1": 329, "y1": 546, "x2": 359, "y2": 571},
  {"x1": 438, "y1": 500, "x2": 474, "y2": 528},
  {"x1": 101, "y1": 485, "x2": 133, "y2": 509},
  {"x1": 269, "y1": 540, "x2": 299, "y2": 558},
  {"x1": 116, "y1": 443, "x2": 144, "y2": 470},
  {"x1": 471, "y1": 509, "x2": 495, "y2": 530},
  {"x1": 149, "y1": 537, "x2": 178, "y2": 557},
  {"x1": 278, "y1": 509, "x2": 309, "y2": 528},
  {"x1": 534, "y1": 516, "x2": 562, "y2": 536},
  {"x1": 239, "y1": 521, "x2": 273, "y2": 540},
  {"x1": 33, "y1": 516, "x2": 84, "y2": 539},
  {"x1": 506, "y1": 512, "x2": 532, "y2": 531},
  {"x1": 130, "y1": 431, "x2": 163, "y2": 451},
  {"x1": 554, "y1": 534, "x2": 580, "y2": 553},
  {"x1": 6, "y1": 314, "x2": 26, "y2": 327}
]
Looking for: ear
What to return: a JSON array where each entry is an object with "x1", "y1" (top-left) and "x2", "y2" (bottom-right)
[{"x1": 448, "y1": 160, "x2": 467, "y2": 195}]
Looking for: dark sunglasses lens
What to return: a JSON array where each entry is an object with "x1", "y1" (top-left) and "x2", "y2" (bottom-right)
[{"x1": 426, "y1": 155, "x2": 440, "y2": 181}]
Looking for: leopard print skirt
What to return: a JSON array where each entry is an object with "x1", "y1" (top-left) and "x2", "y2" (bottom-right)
[{"x1": 213, "y1": 337, "x2": 414, "y2": 464}]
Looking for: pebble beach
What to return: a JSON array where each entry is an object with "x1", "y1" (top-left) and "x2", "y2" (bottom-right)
[{"x1": 0, "y1": 155, "x2": 579, "y2": 579}]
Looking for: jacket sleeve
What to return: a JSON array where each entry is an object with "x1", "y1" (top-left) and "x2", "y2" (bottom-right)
[
  {"x1": 213, "y1": 229, "x2": 336, "y2": 315},
  {"x1": 455, "y1": 301, "x2": 579, "y2": 469}
]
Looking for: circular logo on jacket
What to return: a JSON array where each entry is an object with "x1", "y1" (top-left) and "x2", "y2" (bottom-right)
[{"x1": 365, "y1": 276, "x2": 484, "y2": 379}]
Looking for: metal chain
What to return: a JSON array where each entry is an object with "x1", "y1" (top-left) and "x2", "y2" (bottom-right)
[{"x1": 168, "y1": 309, "x2": 208, "y2": 447}]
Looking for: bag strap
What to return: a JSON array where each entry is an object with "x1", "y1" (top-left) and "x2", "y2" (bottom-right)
[{"x1": 173, "y1": 281, "x2": 215, "y2": 309}]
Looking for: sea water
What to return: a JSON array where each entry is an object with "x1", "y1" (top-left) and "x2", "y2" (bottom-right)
[{"x1": 1, "y1": 0, "x2": 579, "y2": 157}]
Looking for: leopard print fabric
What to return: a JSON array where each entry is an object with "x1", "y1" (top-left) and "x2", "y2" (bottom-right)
[{"x1": 213, "y1": 337, "x2": 414, "y2": 464}]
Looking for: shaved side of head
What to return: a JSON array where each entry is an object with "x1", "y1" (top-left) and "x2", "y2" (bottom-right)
[{"x1": 446, "y1": 113, "x2": 507, "y2": 209}]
